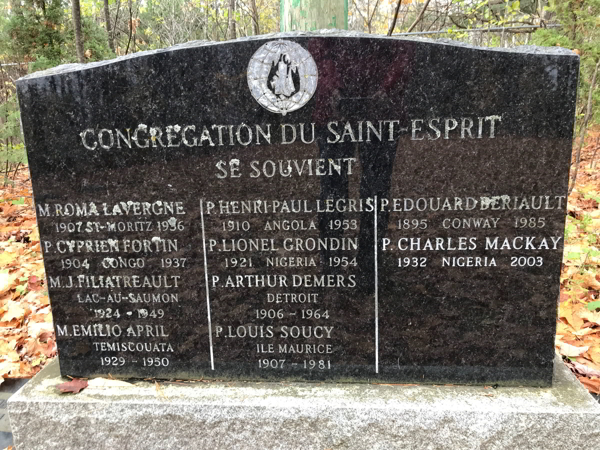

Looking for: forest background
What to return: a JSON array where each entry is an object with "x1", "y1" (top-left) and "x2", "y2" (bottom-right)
[
  {"x1": 0, "y1": 0, "x2": 597, "y2": 192},
  {"x1": 0, "y1": 0, "x2": 599, "y2": 396}
]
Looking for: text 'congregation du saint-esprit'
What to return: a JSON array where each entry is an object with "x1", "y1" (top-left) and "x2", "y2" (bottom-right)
[{"x1": 78, "y1": 115, "x2": 503, "y2": 150}]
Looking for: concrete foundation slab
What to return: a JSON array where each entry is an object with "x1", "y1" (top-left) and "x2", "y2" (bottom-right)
[{"x1": 8, "y1": 357, "x2": 600, "y2": 450}]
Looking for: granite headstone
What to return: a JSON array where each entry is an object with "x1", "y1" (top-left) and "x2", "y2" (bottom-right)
[{"x1": 17, "y1": 32, "x2": 579, "y2": 386}]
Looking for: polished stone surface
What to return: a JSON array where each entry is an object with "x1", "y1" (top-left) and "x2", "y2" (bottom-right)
[
  {"x1": 8, "y1": 357, "x2": 600, "y2": 450},
  {"x1": 17, "y1": 31, "x2": 579, "y2": 384}
]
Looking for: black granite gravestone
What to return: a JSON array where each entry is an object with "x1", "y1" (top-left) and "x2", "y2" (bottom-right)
[{"x1": 17, "y1": 32, "x2": 579, "y2": 386}]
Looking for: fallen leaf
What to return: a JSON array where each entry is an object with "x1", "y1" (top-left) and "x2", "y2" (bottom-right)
[
  {"x1": 24, "y1": 337, "x2": 52, "y2": 357},
  {"x1": 579, "y1": 309, "x2": 600, "y2": 326},
  {"x1": 0, "y1": 361, "x2": 21, "y2": 378},
  {"x1": 587, "y1": 300, "x2": 600, "y2": 311},
  {"x1": 0, "y1": 252, "x2": 18, "y2": 266},
  {"x1": 579, "y1": 271, "x2": 600, "y2": 290},
  {"x1": 571, "y1": 360, "x2": 600, "y2": 377},
  {"x1": 0, "y1": 340, "x2": 19, "y2": 362},
  {"x1": 0, "y1": 301, "x2": 26, "y2": 322},
  {"x1": 28, "y1": 227, "x2": 39, "y2": 243},
  {"x1": 578, "y1": 377, "x2": 600, "y2": 394},
  {"x1": 0, "y1": 273, "x2": 17, "y2": 295},
  {"x1": 38, "y1": 331, "x2": 53, "y2": 342},
  {"x1": 573, "y1": 327, "x2": 599, "y2": 336},
  {"x1": 37, "y1": 294, "x2": 50, "y2": 306},
  {"x1": 575, "y1": 356, "x2": 600, "y2": 370},
  {"x1": 556, "y1": 321, "x2": 573, "y2": 336},
  {"x1": 557, "y1": 341, "x2": 589, "y2": 357},
  {"x1": 31, "y1": 356, "x2": 46, "y2": 367},
  {"x1": 56, "y1": 378, "x2": 88, "y2": 394},
  {"x1": 42, "y1": 338, "x2": 56, "y2": 357},
  {"x1": 27, "y1": 321, "x2": 53, "y2": 338},
  {"x1": 27, "y1": 275, "x2": 42, "y2": 291},
  {"x1": 559, "y1": 301, "x2": 585, "y2": 329},
  {"x1": 588, "y1": 347, "x2": 600, "y2": 365}
]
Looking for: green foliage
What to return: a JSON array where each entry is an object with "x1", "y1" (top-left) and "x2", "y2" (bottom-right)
[
  {"x1": 0, "y1": 82, "x2": 26, "y2": 169},
  {"x1": 2, "y1": 142, "x2": 27, "y2": 165},
  {"x1": 587, "y1": 300, "x2": 600, "y2": 311},
  {"x1": 531, "y1": 28, "x2": 572, "y2": 48},
  {"x1": 62, "y1": 15, "x2": 113, "y2": 63},
  {"x1": 4, "y1": 0, "x2": 65, "y2": 67},
  {"x1": 0, "y1": 96, "x2": 20, "y2": 141},
  {"x1": 531, "y1": 0, "x2": 600, "y2": 124},
  {"x1": 565, "y1": 221, "x2": 577, "y2": 240},
  {"x1": 584, "y1": 193, "x2": 600, "y2": 203},
  {"x1": 448, "y1": 0, "x2": 532, "y2": 33},
  {"x1": 1, "y1": 0, "x2": 112, "y2": 67},
  {"x1": 580, "y1": 214, "x2": 593, "y2": 233}
]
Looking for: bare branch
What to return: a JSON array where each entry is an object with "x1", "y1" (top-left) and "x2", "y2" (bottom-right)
[
  {"x1": 407, "y1": 0, "x2": 432, "y2": 33},
  {"x1": 353, "y1": 0, "x2": 369, "y2": 27},
  {"x1": 368, "y1": 0, "x2": 381, "y2": 25},
  {"x1": 387, "y1": 0, "x2": 402, "y2": 36}
]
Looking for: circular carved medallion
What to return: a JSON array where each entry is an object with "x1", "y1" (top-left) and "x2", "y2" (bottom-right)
[{"x1": 247, "y1": 40, "x2": 318, "y2": 116}]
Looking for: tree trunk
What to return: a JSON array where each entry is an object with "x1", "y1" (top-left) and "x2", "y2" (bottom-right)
[
  {"x1": 125, "y1": 0, "x2": 133, "y2": 54},
  {"x1": 103, "y1": 0, "x2": 115, "y2": 53},
  {"x1": 228, "y1": 0, "x2": 237, "y2": 40},
  {"x1": 72, "y1": 0, "x2": 85, "y2": 63},
  {"x1": 250, "y1": 0, "x2": 259, "y2": 35},
  {"x1": 387, "y1": 0, "x2": 402, "y2": 36},
  {"x1": 205, "y1": 0, "x2": 209, "y2": 40},
  {"x1": 213, "y1": 0, "x2": 219, "y2": 40},
  {"x1": 407, "y1": 0, "x2": 432, "y2": 33}
]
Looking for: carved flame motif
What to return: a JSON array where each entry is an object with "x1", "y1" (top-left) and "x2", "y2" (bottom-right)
[{"x1": 247, "y1": 40, "x2": 318, "y2": 116}]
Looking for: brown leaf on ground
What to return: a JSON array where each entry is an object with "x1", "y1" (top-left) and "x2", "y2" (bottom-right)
[
  {"x1": 556, "y1": 321, "x2": 573, "y2": 336},
  {"x1": 27, "y1": 275, "x2": 42, "y2": 291},
  {"x1": 561, "y1": 128, "x2": 600, "y2": 394},
  {"x1": 28, "y1": 227, "x2": 39, "y2": 244},
  {"x1": 0, "y1": 340, "x2": 19, "y2": 362},
  {"x1": 0, "y1": 361, "x2": 22, "y2": 379},
  {"x1": 56, "y1": 378, "x2": 88, "y2": 394},
  {"x1": 0, "y1": 273, "x2": 17, "y2": 295},
  {"x1": 580, "y1": 309, "x2": 600, "y2": 326},
  {"x1": 570, "y1": 360, "x2": 600, "y2": 378},
  {"x1": 578, "y1": 197, "x2": 599, "y2": 210},
  {"x1": 557, "y1": 341, "x2": 589, "y2": 357},
  {"x1": 559, "y1": 301, "x2": 585, "y2": 329},
  {"x1": 25, "y1": 336, "x2": 55, "y2": 358},
  {"x1": 0, "y1": 168, "x2": 55, "y2": 379},
  {"x1": 0, "y1": 301, "x2": 26, "y2": 322},
  {"x1": 0, "y1": 252, "x2": 18, "y2": 267},
  {"x1": 578, "y1": 377, "x2": 600, "y2": 394},
  {"x1": 573, "y1": 271, "x2": 600, "y2": 291}
]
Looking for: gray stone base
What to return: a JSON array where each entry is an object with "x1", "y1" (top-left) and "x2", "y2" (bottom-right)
[{"x1": 8, "y1": 357, "x2": 600, "y2": 450}]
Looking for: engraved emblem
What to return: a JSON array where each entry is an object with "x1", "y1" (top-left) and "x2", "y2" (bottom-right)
[{"x1": 247, "y1": 40, "x2": 318, "y2": 116}]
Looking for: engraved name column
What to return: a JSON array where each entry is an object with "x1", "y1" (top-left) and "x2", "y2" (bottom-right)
[
  {"x1": 201, "y1": 41, "x2": 363, "y2": 378},
  {"x1": 39, "y1": 199, "x2": 188, "y2": 372}
]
